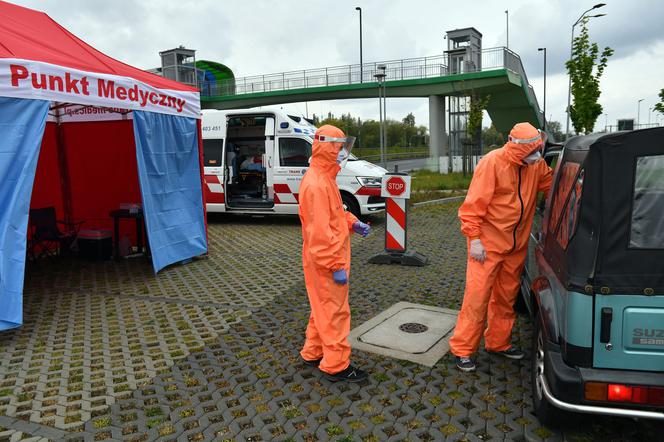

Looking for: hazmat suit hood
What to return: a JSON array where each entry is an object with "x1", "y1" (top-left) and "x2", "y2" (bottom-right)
[
  {"x1": 502, "y1": 122, "x2": 545, "y2": 165},
  {"x1": 311, "y1": 125, "x2": 345, "y2": 177}
]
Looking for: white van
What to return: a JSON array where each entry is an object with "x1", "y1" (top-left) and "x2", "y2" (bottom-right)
[{"x1": 201, "y1": 109, "x2": 387, "y2": 217}]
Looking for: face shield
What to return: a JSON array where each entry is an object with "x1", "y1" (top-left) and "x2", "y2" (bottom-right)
[
  {"x1": 509, "y1": 130, "x2": 547, "y2": 165},
  {"x1": 314, "y1": 134, "x2": 356, "y2": 168}
]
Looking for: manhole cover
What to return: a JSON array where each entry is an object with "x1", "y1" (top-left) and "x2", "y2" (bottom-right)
[
  {"x1": 399, "y1": 322, "x2": 429, "y2": 333},
  {"x1": 352, "y1": 303, "x2": 458, "y2": 365}
]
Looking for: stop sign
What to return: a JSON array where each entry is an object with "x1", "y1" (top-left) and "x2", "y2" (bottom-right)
[
  {"x1": 386, "y1": 176, "x2": 407, "y2": 197},
  {"x1": 380, "y1": 173, "x2": 411, "y2": 199}
]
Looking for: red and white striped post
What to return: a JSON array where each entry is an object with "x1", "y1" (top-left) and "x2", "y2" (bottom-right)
[
  {"x1": 369, "y1": 173, "x2": 428, "y2": 266},
  {"x1": 385, "y1": 197, "x2": 407, "y2": 252}
]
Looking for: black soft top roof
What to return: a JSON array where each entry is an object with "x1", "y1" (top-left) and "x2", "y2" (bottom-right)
[
  {"x1": 561, "y1": 131, "x2": 615, "y2": 151},
  {"x1": 552, "y1": 127, "x2": 664, "y2": 295}
]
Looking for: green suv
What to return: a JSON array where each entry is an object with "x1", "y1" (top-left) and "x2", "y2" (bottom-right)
[{"x1": 521, "y1": 128, "x2": 664, "y2": 424}]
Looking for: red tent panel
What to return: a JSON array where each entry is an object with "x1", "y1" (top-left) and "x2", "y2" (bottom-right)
[
  {"x1": 31, "y1": 120, "x2": 144, "y2": 244},
  {"x1": 65, "y1": 120, "x2": 142, "y2": 236},
  {"x1": 30, "y1": 123, "x2": 63, "y2": 218}
]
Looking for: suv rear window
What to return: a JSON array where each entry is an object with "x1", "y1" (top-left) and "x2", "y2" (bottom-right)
[
  {"x1": 556, "y1": 169, "x2": 584, "y2": 249},
  {"x1": 630, "y1": 154, "x2": 664, "y2": 249},
  {"x1": 548, "y1": 162, "x2": 584, "y2": 250},
  {"x1": 550, "y1": 162, "x2": 580, "y2": 233}
]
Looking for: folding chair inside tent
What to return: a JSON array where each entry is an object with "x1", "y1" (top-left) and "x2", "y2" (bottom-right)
[{"x1": 27, "y1": 206, "x2": 83, "y2": 260}]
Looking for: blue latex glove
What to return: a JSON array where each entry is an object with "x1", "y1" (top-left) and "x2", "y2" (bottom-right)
[
  {"x1": 353, "y1": 221, "x2": 371, "y2": 237},
  {"x1": 333, "y1": 269, "x2": 348, "y2": 285}
]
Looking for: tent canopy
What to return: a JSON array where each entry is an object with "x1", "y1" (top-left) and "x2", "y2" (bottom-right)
[
  {"x1": 0, "y1": 0, "x2": 199, "y2": 118},
  {"x1": 0, "y1": 1, "x2": 207, "y2": 332}
]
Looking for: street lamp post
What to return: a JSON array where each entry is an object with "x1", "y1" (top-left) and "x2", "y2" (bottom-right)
[
  {"x1": 648, "y1": 107, "x2": 652, "y2": 125},
  {"x1": 538, "y1": 47, "x2": 547, "y2": 132},
  {"x1": 374, "y1": 65, "x2": 387, "y2": 168},
  {"x1": 637, "y1": 98, "x2": 644, "y2": 128},
  {"x1": 355, "y1": 7, "x2": 363, "y2": 83},
  {"x1": 505, "y1": 10, "x2": 509, "y2": 49},
  {"x1": 566, "y1": 3, "x2": 607, "y2": 139}
]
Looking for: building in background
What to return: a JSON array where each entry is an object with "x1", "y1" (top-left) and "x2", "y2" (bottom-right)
[{"x1": 148, "y1": 46, "x2": 236, "y2": 95}]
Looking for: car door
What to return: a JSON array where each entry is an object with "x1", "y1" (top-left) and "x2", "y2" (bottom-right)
[
  {"x1": 524, "y1": 149, "x2": 561, "y2": 286},
  {"x1": 264, "y1": 117, "x2": 276, "y2": 204},
  {"x1": 202, "y1": 137, "x2": 225, "y2": 208}
]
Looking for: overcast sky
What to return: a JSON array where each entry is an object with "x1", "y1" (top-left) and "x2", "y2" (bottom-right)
[{"x1": 12, "y1": 0, "x2": 664, "y2": 132}]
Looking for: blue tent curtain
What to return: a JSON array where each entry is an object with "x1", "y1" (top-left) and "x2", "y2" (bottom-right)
[
  {"x1": 133, "y1": 111, "x2": 207, "y2": 273},
  {"x1": 0, "y1": 97, "x2": 49, "y2": 331}
]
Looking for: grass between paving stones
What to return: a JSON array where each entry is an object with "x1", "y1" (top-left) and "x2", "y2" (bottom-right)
[
  {"x1": 146, "y1": 417, "x2": 165, "y2": 429},
  {"x1": 326, "y1": 424, "x2": 344, "y2": 436},
  {"x1": 12, "y1": 203, "x2": 657, "y2": 441},
  {"x1": 534, "y1": 427, "x2": 554, "y2": 438},
  {"x1": 281, "y1": 404, "x2": 302, "y2": 419},
  {"x1": 158, "y1": 423, "x2": 175, "y2": 436},
  {"x1": 92, "y1": 417, "x2": 111, "y2": 429}
]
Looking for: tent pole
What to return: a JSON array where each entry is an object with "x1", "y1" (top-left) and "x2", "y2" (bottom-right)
[{"x1": 54, "y1": 105, "x2": 74, "y2": 225}]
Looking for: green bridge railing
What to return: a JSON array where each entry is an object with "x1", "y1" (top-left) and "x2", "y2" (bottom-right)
[{"x1": 199, "y1": 47, "x2": 540, "y2": 115}]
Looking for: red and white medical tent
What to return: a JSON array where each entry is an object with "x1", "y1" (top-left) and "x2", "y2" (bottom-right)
[{"x1": 0, "y1": 0, "x2": 208, "y2": 331}]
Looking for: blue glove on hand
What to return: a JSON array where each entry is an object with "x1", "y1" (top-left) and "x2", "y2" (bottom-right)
[
  {"x1": 333, "y1": 269, "x2": 348, "y2": 285},
  {"x1": 353, "y1": 221, "x2": 371, "y2": 237}
]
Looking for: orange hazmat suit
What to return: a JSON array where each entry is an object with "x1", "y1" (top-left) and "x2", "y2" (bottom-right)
[
  {"x1": 450, "y1": 122, "x2": 553, "y2": 357},
  {"x1": 299, "y1": 125, "x2": 359, "y2": 374}
]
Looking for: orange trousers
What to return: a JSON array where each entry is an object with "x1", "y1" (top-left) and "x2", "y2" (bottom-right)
[
  {"x1": 300, "y1": 264, "x2": 351, "y2": 374},
  {"x1": 450, "y1": 247, "x2": 528, "y2": 357}
]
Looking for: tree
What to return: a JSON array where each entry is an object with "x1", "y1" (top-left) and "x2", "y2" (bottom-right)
[
  {"x1": 546, "y1": 120, "x2": 565, "y2": 142},
  {"x1": 315, "y1": 111, "x2": 428, "y2": 148},
  {"x1": 402, "y1": 113, "x2": 417, "y2": 146},
  {"x1": 402, "y1": 113, "x2": 415, "y2": 127},
  {"x1": 481, "y1": 124, "x2": 505, "y2": 149},
  {"x1": 467, "y1": 95, "x2": 491, "y2": 142},
  {"x1": 566, "y1": 18, "x2": 614, "y2": 134},
  {"x1": 655, "y1": 88, "x2": 664, "y2": 115},
  {"x1": 318, "y1": 115, "x2": 346, "y2": 131}
]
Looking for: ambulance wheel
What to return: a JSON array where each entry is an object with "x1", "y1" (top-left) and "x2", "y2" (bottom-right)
[
  {"x1": 341, "y1": 193, "x2": 361, "y2": 219},
  {"x1": 531, "y1": 313, "x2": 563, "y2": 426}
]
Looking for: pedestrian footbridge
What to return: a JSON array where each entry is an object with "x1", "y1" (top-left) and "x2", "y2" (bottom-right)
[{"x1": 199, "y1": 47, "x2": 543, "y2": 163}]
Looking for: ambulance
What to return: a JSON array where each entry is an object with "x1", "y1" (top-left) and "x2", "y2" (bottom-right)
[{"x1": 201, "y1": 109, "x2": 387, "y2": 218}]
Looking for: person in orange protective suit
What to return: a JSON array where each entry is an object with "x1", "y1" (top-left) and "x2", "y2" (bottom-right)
[
  {"x1": 298, "y1": 124, "x2": 371, "y2": 383},
  {"x1": 449, "y1": 122, "x2": 553, "y2": 372}
]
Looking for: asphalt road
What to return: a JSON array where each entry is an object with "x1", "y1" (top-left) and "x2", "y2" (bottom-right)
[{"x1": 383, "y1": 156, "x2": 430, "y2": 172}]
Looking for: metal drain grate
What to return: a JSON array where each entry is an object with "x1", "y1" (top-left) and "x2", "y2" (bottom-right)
[{"x1": 399, "y1": 322, "x2": 429, "y2": 333}]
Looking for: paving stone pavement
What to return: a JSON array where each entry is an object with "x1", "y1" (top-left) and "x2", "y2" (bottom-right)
[{"x1": 0, "y1": 203, "x2": 660, "y2": 441}]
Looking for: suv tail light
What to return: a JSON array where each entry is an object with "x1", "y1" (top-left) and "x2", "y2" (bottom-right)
[{"x1": 585, "y1": 382, "x2": 664, "y2": 406}]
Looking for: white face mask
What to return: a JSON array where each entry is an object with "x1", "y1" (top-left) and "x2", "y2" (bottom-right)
[
  {"x1": 336, "y1": 148, "x2": 349, "y2": 166},
  {"x1": 523, "y1": 150, "x2": 542, "y2": 165}
]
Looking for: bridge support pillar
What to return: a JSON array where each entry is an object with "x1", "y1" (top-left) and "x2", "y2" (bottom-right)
[{"x1": 428, "y1": 95, "x2": 447, "y2": 173}]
